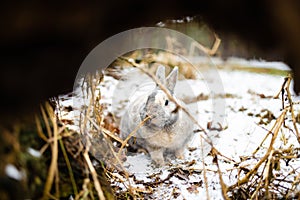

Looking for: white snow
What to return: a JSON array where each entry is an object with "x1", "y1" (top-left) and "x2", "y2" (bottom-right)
[
  {"x1": 5, "y1": 164, "x2": 25, "y2": 181},
  {"x1": 27, "y1": 147, "x2": 41, "y2": 158},
  {"x1": 188, "y1": 56, "x2": 291, "y2": 71},
  {"x1": 56, "y1": 57, "x2": 299, "y2": 199}
]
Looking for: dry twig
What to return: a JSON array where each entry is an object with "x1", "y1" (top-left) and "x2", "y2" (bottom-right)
[
  {"x1": 119, "y1": 56, "x2": 214, "y2": 148},
  {"x1": 228, "y1": 108, "x2": 287, "y2": 190},
  {"x1": 39, "y1": 103, "x2": 59, "y2": 200},
  {"x1": 188, "y1": 33, "x2": 221, "y2": 56},
  {"x1": 83, "y1": 139, "x2": 106, "y2": 200}
]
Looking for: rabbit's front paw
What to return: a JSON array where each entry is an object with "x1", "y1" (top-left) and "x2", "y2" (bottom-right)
[{"x1": 149, "y1": 149, "x2": 165, "y2": 167}]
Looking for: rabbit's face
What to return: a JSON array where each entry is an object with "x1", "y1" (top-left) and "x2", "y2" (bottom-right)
[{"x1": 141, "y1": 90, "x2": 178, "y2": 129}]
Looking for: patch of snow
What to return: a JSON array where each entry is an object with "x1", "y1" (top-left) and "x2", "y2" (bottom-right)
[
  {"x1": 56, "y1": 58, "x2": 299, "y2": 199},
  {"x1": 187, "y1": 56, "x2": 291, "y2": 71},
  {"x1": 225, "y1": 57, "x2": 291, "y2": 71},
  {"x1": 5, "y1": 164, "x2": 25, "y2": 181},
  {"x1": 27, "y1": 147, "x2": 41, "y2": 158}
]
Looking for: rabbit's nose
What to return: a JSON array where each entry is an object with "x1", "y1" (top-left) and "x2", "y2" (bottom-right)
[{"x1": 171, "y1": 105, "x2": 179, "y2": 114}]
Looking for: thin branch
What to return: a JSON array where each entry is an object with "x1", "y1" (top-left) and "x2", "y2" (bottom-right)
[
  {"x1": 188, "y1": 33, "x2": 221, "y2": 57},
  {"x1": 59, "y1": 137, "x2": 78, "y2": 195},
  {"x1": 42, "y1": 103, "x2": 59, "y2": 200},
  {"x1": 228, "y1": 108, "x2": 287, "y2": 190},
  {"x1": 83, "y1": 139, "x2": 106, "y2": 200},
  {"x1": 285, "y1": 74, "x2": 300, "y2": 143},
  {"x1": 119, "y1": 57, "x2": 214, "y2": 148},
  {"x1": 118, "y1": 115, "x2": 151, "y2": 157}
]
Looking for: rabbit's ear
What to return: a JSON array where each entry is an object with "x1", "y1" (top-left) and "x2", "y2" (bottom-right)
[
  {"x1": 156, "y1": 65, "x2": 166, "y2": 85},
  {"x1": 166, "y1": 67, "x2": 178, "y2": 93}
]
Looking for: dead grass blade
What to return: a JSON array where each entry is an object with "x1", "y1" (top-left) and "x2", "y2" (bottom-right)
[
  {"x1": 35, "y1": 115, "x2": 48, "y2": 142},
  {"x1": 200, "y1": 138, "x2": 210, "y2": 200},
  {"x1": 59, "y1": 136, "x2": 78, "y2": 196},
  {"x1": 212, "y1": 148, "x2": 230, "y2": 200},
  {"x1": 118, "y1": 115, "x2": 151, "y2": 157},
  {"x1": 228, "y1": 108, "x2": 287, "y2": 190},
  {"x1": 83, "y1": 139, "x2": 106, "y2": 200},
  {"x1": 41, "y1": 102, "x2": 59, "y2": 200},
  {"x1": 188, "y1": 33, "x2": 221, "y2": 56},
  {"x1": 284, "y1": 75, "x2": 300, "y2": 143},
  {"x1": 40, "y1": 104, "x2": 52, "y2": 139},
  {"x1": 119, "y1": 57, "x2": 213, "y2": 148}
]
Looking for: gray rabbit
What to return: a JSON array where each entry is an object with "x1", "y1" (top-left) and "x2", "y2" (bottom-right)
[{"x1": 120, "y1": 65, "x2": 194, "y2": 166}]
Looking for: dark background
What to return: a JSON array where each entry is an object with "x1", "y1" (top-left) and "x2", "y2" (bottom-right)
[{"x1": 1, "y1": 0, "x2": 300, "y2": 122}]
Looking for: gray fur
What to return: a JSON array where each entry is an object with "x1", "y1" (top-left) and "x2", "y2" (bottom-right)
[{"x1": 120, "y1": 66, "x2": 194, "y2": 166}]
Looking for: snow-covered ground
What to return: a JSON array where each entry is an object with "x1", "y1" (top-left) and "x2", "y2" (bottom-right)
[{"x1": 56, "y1": 58, "x2": 300, "y2": 199}]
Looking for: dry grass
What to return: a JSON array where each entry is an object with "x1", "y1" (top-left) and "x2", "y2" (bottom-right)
[
  {"x1": 36, "y1": 99, "x2": 115, "y2": 199},
  {"x1": 226, "y1": 75, "x2": 300, "y2": 199},
  {"x1": 40, "y1": 42, "x2": 299, "y2": 199},
  {"x1": 110, "y1": 57, "x2": 299, "y2": 199}
]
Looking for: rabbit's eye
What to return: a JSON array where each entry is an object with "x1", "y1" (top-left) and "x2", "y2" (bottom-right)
[{"x1": 165, "y1": 100, "x2": 169, "y2": 106}]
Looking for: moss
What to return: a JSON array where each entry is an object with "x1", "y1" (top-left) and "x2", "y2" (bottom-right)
[{"x1": 225, "y1": 65, "x2": 290, "y2": 76}]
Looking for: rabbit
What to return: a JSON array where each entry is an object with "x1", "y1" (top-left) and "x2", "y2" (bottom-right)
[{"x1": 120, "y1": 65, "x2": 194, "y2": 166}]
